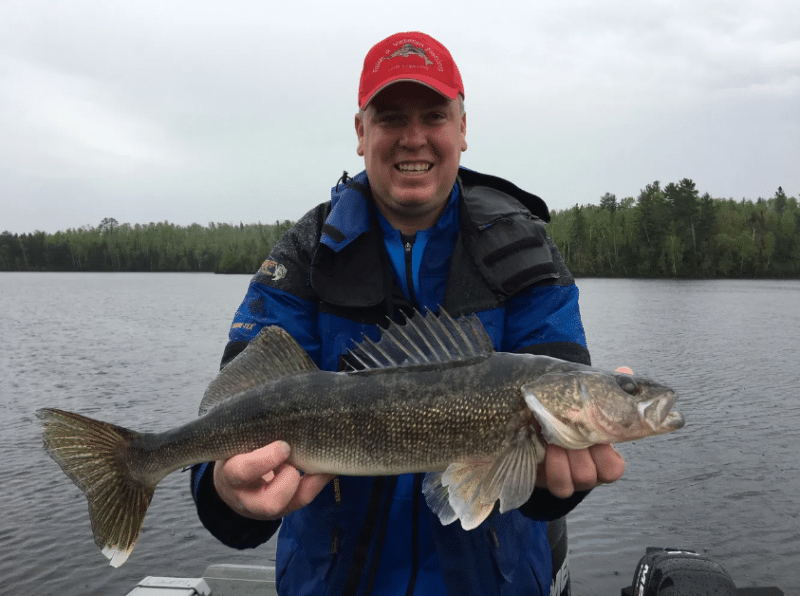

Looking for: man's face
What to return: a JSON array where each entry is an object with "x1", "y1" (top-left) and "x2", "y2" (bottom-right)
[{"x1": 355, "y1": 82, "x2": 467, "y2": 232}]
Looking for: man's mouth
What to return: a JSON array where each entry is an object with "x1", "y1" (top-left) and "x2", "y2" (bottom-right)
[{"x1": 396, "y1": 162, "x2": 432, "y2": 173}]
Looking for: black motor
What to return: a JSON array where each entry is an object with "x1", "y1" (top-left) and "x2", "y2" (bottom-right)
[{"x1": 621, "y1": 547, "x2": 784, "y2": 596}]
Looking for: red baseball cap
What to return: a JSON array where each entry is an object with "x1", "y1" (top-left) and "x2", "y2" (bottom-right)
[{"x1": 358, "y1": 32, "x2": 464, "y2": 110}]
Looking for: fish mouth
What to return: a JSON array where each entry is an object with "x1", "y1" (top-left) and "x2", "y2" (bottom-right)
[
  {"x1": 662, "y1": 410, "x2": 685, "y2": 431},
  {"x1": 638, "y1": 390, "x2": 685, "y2": 432}
]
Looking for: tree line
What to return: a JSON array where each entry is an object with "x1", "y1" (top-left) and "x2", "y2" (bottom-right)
[
  {"x1": 2, "y1": 182, "x2": 798, "y2": 277},
  {"x1": 548, "y1": 182, "x2": 799, "y2": 278},
  {"x1": 0, "y1": 218, "x2": 293, "y2": 274}
]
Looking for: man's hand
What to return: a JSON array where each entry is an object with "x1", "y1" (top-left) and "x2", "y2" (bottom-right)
[
  {"x1": 537, "y1": 444, "x2": 626, "y2": 499},
  {"x1": 213, "y1": 441, "x2": 335, "y2": 520}
]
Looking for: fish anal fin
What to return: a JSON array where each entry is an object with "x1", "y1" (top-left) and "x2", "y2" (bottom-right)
[{"x1": 199, "y1": 326, "x2": 318, "y2": 415}]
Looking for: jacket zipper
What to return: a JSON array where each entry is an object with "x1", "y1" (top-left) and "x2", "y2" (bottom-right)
[
  {"x1": 331, "y1": 478, "x2": 342, "y2": 555},
  {"x1": 404, "y1": 474, "x2": 423, "y2": 596},
  {"x1": 402, "y1": 234, "x2": 418, "y2": 307}
]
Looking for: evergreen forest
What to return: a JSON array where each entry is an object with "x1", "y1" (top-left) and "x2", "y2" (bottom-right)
[
  {"x1": 0, "y1": 219, "x2": 294, "y2": 274},
  {"x1": 547, "y1": 181, "x2": 798, "y2": 278},
  {"x1": 2, "y1": 181, "x2": 798, "y2": 278}
]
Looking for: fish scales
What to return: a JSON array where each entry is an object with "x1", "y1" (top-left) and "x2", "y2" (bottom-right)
[
  {"x1": 277, "y1": 355, "x2": 532, "y2": 474},
  {"x1": 140, "y1": 354, "x2": 533, "y2": 478},
  {"x1": 37, "y1": 309, "x2": 684, "y2": 567}
]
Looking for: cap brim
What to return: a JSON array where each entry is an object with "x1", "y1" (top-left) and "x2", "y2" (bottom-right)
[{"x1": 360, "y1": 75, "x2": 460, "y2": 110}]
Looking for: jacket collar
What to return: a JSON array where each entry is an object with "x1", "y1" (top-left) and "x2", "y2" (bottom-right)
[
  {"x1": 320, "y1": 170, "x2": 372, "y2": 252},
  {"x1": 320, "y1": 166, "x2": 534, "y2": 253},
  {"x1": 310, "y1": 167, "x2": 549, "y2": 311},
  {"x1": 457, "y1": 167, "x2": 550, "y2": 222}
]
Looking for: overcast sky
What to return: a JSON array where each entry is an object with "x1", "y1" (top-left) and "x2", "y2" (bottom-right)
[{"x1": 2, "y1": 0, "x2": 798, "y2": 234}]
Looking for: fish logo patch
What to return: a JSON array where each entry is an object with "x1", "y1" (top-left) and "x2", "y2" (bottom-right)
[
  {"x1": 389, "y1": 43, "x2": 433, "y2": 65},
  {"x1": 372, "y1": 39, "x2": 443, "y2": 74},
  {"x1": 259, "y1": 259, "x2": 286, "y2": 281}
]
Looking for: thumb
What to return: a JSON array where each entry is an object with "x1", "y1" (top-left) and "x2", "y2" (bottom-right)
[{"x1": 220, "y1": 441, "x2": 291, "y2": 486}]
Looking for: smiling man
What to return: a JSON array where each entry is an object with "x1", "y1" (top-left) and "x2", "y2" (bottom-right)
[
  {"x1": 355, "y1": 81, "x2": 467, "y2": 233},
  {"x1": 192, "y1": 31, "x2": 624, "y2": 596}
]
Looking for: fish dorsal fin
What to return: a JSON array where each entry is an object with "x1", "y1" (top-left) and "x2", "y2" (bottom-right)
[
  {"x1": 346, "y1": 309, "x2": 494, "y2": 373},
  {"x1": 199, "y1": 326, "x2": 318, "y2": 416}
]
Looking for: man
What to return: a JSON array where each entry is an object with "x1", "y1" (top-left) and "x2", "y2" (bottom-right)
[{"x1": 192, "y1": 31, "x2": 625, "y2": 595}]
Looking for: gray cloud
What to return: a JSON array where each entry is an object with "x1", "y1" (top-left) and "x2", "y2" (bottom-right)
[{"x1": 2, "y1": 0, "x2": 797, "y2": 233}]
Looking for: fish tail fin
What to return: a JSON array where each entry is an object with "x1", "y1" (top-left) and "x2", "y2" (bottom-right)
[{"x1": 37, "y1": 407, "x2": 158, "y2": 567}]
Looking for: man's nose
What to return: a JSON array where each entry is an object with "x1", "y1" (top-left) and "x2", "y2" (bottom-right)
[{"x1": 399, "y1": 119, "x2": 426, "y2": 149}]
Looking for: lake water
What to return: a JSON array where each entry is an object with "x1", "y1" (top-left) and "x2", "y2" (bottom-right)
[{"x1": 1, "y1": 273, "x2": 798, "y2": 595}]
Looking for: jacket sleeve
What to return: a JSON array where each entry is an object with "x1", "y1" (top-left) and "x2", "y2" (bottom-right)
[
  {"x1": 519, "y1": 487, "x2": 590, "y2": 521},
  {"x1": 191, "y1": 206, "x2": 325, "y2": 548},
  {"x1": 502, "y1": 238, "x2": 591, "y2": 366}
]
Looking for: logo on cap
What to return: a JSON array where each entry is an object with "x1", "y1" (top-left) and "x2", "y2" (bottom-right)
[
  {"x1": 389, "y1": 43, "x2": 433, "y2": 65},
  {"x1": 373, "y1": 41, "x2": 436, "y2": 75}
]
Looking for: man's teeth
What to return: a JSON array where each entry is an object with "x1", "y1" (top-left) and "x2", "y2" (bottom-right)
[{"x1": 397, "y1": 163, "x2": 431, "y2": 172}]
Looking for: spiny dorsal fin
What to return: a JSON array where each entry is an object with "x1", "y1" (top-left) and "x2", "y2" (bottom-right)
[
  {"x1": 199, "y1": 326, "x2": 317, "y2": 415},
  {"x1": 346, "y1": 309, "x2": 494, "y2": 373}
]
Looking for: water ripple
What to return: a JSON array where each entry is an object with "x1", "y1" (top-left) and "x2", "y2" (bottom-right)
[{"x1": 2, "y1": 275, "x2": 798, "y2": 594}]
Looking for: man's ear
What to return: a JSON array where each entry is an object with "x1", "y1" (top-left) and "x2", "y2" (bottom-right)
[
  {"x1": 355, "y1": 113, "x2": 365, "y2": 157},
  {"x1": 460, "y1": 113, "x2": 467, "y2": 152}
]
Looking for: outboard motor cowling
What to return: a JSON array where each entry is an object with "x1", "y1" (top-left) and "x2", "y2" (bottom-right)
[{"x1": 624, "y1": 548, "x2": 736, "y2": 596}]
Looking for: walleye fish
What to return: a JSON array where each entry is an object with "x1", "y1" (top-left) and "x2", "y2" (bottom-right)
[{"x1": 38, "y1": 310, "x2": 684, "y2": 567}]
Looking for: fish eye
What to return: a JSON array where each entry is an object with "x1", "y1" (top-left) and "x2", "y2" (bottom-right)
[{"x1": 616, "y1": 375, "x2": 639, "y2": 395}]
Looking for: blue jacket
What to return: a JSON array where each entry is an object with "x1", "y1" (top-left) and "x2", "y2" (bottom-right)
[{"x1": 192, "y1": 168, "x2": 591, "y2": 596}]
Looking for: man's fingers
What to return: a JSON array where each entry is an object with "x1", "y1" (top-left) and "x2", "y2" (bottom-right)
[
  {"x1": 543, "y1": 444, "x2": 574, "y2": 499},
  {"x1": 284, "y1": 474, "x2": 337, "y2": 513},
  {"x1": 212, "y1": 443, "x2": 335, "y2": 521},
  {"x1": 215, "y1": 460, "x2": 302, "y2": 520},
  {"x1": 590, "y1": 444, "x2": 626, "y2": 484},
  {"x1": 566, "y1": 447, "x2": 599, "y2": 491},
  {"x1": 540, "y1": 444, "x2": 627, "y2": 499},
  {"x1": 223, "y1": 441, "x2": 291, "y2": 486},
  {"x1": 214, "y1": 442, "x2": 293, "y2": 519},
  {"x1": 244, "y1": 463, "x2": 302, "y2": 519},
  {"x1": 235, "y1": 469, "x2": 335, "y2": 520}
]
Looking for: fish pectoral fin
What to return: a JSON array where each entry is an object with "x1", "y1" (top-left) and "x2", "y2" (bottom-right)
[
  {"x1": 480, "y1": 434, "x2": 545, "y2": 514},
  {"x1": 435, "y1": 436, "x2": 545, "y2": 531},
  {"x1": 422, "y1": 471, "x2": 457, "y2": 526}
]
